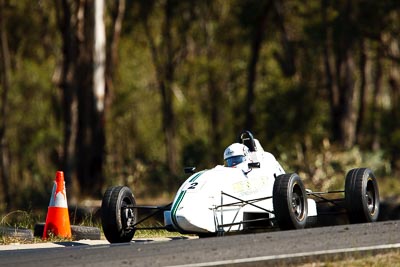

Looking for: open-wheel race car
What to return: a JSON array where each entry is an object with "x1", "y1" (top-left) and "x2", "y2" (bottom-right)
[{"x1": 101, "y1": 131, "x2": 380, "y2": 243}]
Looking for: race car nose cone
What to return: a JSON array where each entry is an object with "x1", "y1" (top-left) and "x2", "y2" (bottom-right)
[
  {"x1": 172, "y1": 200, "x2": 214, "y2": 233},
  {"x1": 174, "y1": 206, "x2": 199, "y2": 231}
]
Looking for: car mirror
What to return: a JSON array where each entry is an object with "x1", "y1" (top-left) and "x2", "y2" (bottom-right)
[
  {"x1": 184, "y1": 167, "x2": 196, "y2": 174},
  {"x1": 248, "y1": 162, "x2": 260, "y2": 168}
]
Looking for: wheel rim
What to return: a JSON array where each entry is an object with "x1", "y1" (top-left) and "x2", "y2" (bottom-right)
[
  {"x1": 121, "y1": 196, "x2": 136, "y2": 230},
  {"x1": 291, "y1": 184, "x2": 305, "y2": 221},
  {"x1": 366, "y1": 179, "x2": 376, "y2": 215}
]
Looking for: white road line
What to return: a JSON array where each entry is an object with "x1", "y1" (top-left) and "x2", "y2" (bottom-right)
[{"x1": 168, "y1": 243, "x2": 400, "y2": 267}]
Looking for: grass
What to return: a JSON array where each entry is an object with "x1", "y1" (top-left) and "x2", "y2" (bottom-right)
[
  {"x1": 133, "y1": 229, "x2": 193, "y2": 239},
  {"x1": 377, "y1": 176, "x2": 400, "y2": 200},
  {"x1": 0, "y1": 227, "x2": 191, "y2": 245},
  {"x1": 298, "y1": 250, "x2": 400, "y2": 267},
  {"x1": 0, "y1": 211, "x2": 191, "y2": 245},
  {"x1": 0, "y1": 210, "x2": 36, "y2": 229},
  {"x1": 0, "y1": 236, "x2": 33, "y2": 245}
]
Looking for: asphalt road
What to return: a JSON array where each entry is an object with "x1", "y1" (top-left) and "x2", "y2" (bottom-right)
[{"x1": 1, "y1": 220, "x2": 399, "y2": 266}]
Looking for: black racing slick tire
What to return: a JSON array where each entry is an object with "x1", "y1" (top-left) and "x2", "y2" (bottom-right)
[
  {"x1": 273, "y1": 173, "x2": 308, "y2": 230},
  {"x1": 345, "y1": 168, "x2": 380, "y2": 223},
  {"x1": 0, "y1": 226, "x2": 34, "y2": 241},
  {"x1": 34, "y1": 223, "x2": 101, "y2": 240},
  {"x1": 101, "y1": 186, "x2": 137, "y2": 243}
]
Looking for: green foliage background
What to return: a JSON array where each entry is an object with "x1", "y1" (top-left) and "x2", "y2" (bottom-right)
[{"x1": 0, "y1": 0, "x2": 399, "y2": 215}]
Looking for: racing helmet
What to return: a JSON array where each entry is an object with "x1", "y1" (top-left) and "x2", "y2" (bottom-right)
[{"x1": 223, "y1": 143, "x2": 250, "y2": 167}]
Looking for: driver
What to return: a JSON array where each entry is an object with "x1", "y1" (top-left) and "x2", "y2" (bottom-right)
[{"x1": 223, "y1": 143, "x2": 251, "y2": 172}]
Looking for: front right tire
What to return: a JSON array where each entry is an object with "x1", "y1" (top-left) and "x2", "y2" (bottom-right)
[{"x1": 345, "y1": 168, "x2": 380, "y2": 223}]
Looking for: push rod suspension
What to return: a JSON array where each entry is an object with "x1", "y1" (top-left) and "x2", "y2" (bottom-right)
[
  {"x1": 132, "y1": 202, "x2": 172, "y2": 227},
  {"x1": 216, "y1": 192, "x2": 274, "y2": 214}
]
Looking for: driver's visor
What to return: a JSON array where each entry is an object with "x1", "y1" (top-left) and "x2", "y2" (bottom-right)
[{"x1": 224, "y1": 155, "x2": 245, "y2": 167}]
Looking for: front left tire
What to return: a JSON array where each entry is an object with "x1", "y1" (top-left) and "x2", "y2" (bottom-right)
[
  {"x1": 101, "y1": 186, "x2": 137, "y2": 243},
  {"x1": 273, "y1": 173, "x2": 308, "y2": 230}
]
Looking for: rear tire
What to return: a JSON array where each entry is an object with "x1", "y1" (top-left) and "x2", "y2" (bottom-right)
[
  {"x1": 273, "y1": 173, "x2": 308, "y2": 230},
  {"x1": 345, "y1": 168, "x2": 380, "y2": 223},
  {"x1": 101, "y1": 186, "x2": 137, "y2": 243}
]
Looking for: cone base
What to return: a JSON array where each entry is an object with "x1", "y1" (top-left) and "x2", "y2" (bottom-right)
[{"x1": 42, "y1": 206, "x2": 71, "y2": 239}]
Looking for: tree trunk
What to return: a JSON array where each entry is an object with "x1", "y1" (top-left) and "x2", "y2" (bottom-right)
[
  {"x1": 93, "y1": 0, "x2": 106, "y2": 113},
  {"x1": 207, "y1": 50, "x2": 221, "y2": 163},
  {"x1": 0, "y1": 0, "x2": 11, "y2": 211},
  {"x1": 388, "y1": 38, "x2": 400, "y2": 174},
  {"x1": 91, "y1": 0, "x2": 106, "y2": 195},
  {"x1": 371, "y1": 44, "x2": 383, "y2": 151},
  {"x1": 208, "y1": 71, "x2": 221, "y2": 163},
  {"x1": 141, "y1": 0, "x2": 179, "y2": 177},
  {"x1": 57, "y1": 0, "x2": 107, "y2": 198},
  {"x1": 200, "y1": 6, "x2": 222, "y2": 163},
  {"x1": 272, "y1": 0, "x2": 296, "y2": 77},
  {"x1": 245, "y1": 2, "x2": 270, "y2": 131},
  {"x1": 106, "y1": 0, "x2": 125, "y2": 106},
  {"x1": 324, "y1": 0, "x2": 357, "y2": 148},
  {"x1": 337, "y1": 49, "x2": 357, "y2": 149},
  {"x1": 56, "y1": 0, "x2": 79, "y2": 199},
  {"x1": 75, "y1": 0, "x2": 106, "y2": 197},
  {"x1": 322, "y1": 0, "x2": 340, "y2": 143},
  {"x1": 389, "y1": 74, "x2": 400, "y2": 175},
  {"x1": 161, "y1": 0, "x2": 178, "y2": 176},
  {"x1": 356, "y1": 39, "x2": 368, "y2": 144}
]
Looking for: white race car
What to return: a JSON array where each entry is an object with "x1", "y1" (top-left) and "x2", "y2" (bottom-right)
[{"x1": 101, "y1": 131, "x2": 380, "y2": 243}]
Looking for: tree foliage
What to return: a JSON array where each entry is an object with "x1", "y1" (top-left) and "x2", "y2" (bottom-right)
[{"x1": 0, "y1": 0, "x2": 399, "y2": 211}]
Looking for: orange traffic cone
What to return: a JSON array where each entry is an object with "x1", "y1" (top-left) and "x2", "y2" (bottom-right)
[{"x1": 42, "y1": 171, "x2": 72, "y2": 239}]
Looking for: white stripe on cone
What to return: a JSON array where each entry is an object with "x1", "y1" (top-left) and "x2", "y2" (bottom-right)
[{"x1": 48, "y1": 181, "x2": 68, "y2": 208}]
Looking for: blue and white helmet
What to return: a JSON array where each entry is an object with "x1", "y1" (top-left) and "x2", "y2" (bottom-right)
[{"x1": 223, "y1": 143, "x2": 250, "y2": 167}]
